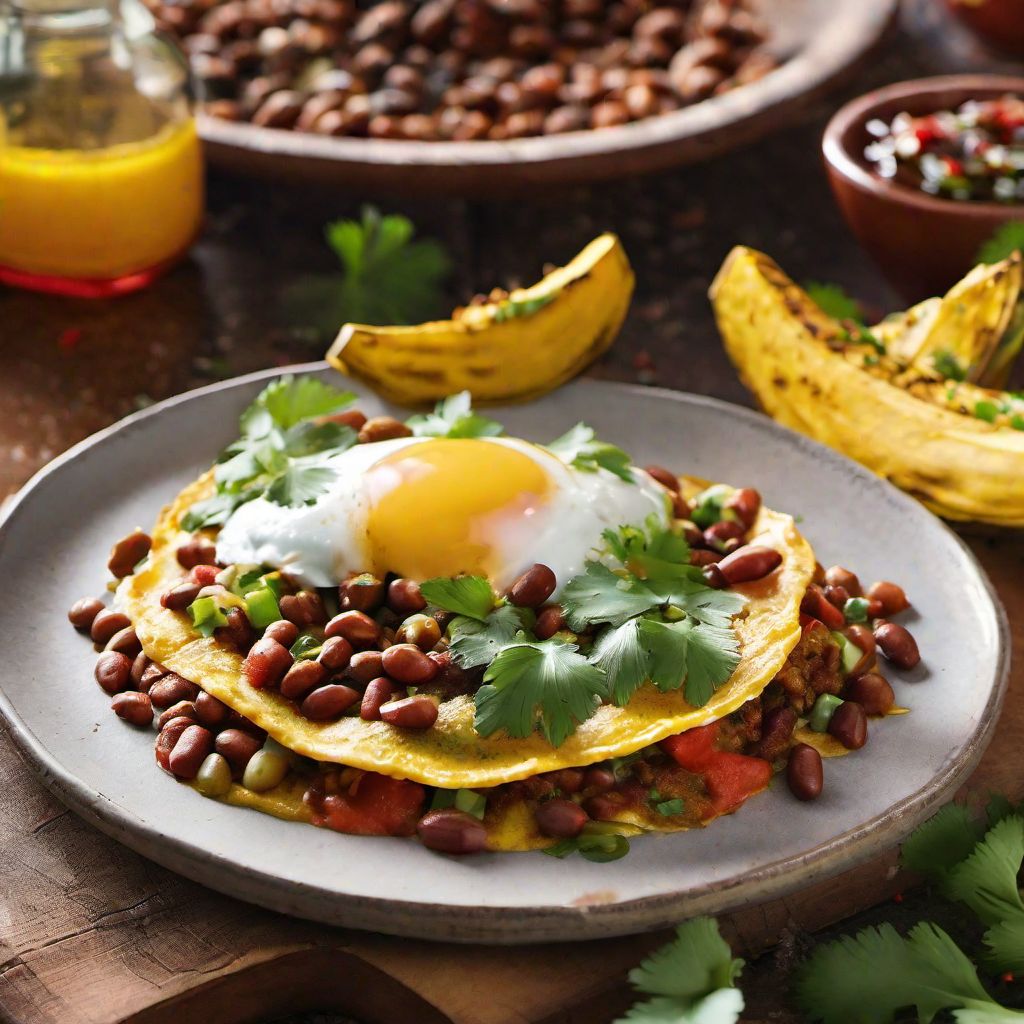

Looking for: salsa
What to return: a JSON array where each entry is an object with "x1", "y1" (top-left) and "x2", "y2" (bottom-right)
[{"x1": 864, "y1": 94, "x2": 1024, "y2": 203}]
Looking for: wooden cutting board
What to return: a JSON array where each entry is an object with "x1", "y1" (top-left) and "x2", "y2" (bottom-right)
[{"x1": 0, "y1": 531, "x2": 1019, "y2": 1024}]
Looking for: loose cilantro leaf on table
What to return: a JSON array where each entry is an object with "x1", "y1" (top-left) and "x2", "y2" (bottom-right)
[
  {"x1": 900, "y1": 803, "x2": 984, "y2": 880},
  {"x1": 978, "y1": 222, "x2": 1024, "y2": 265},
  {"x1": 474, "y1": 640, "x2": 607, "y2": 747},
  {"x1": 420, "y1": 574, "x2": 497, "y2": 621},
  {"x1": 406, "y1": 391, "x2": 503, "y2": 439},
  {"x1": 547, "y1": 423, "x2": 635, "y2": 482}
]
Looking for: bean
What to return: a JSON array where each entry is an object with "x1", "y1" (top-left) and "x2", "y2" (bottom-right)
[
  {"x1": 360, "y1": 677, "x2": 395, "y2": 720},
  {"x1": 828, "y1": 701, "x2": 868, "y2": 750},
  {"x1": 717, "y1": 545, "x2": 782, "y2": 584},
  {"x1": 263, "y1": 619, "x2": 300, "y2": 646},
  {"x1": 753, "y1": 706, "x2": 797, "y2": 761},
  {"x1": 535, "y1": 798, "x2": 588, "y2": 839},
  {"x1": 724, "y1": 487, "x2": 761, "y2": 528},
  {"x1": 161, "y1": 581, "x2": 202, "y2": 610},
  {"x1": 701, "y1": 562, "x2": 728, "y2": 588},
  {"x1": 107, "y1": 529, "x2": 152, "y2": 578},
  {"x1": 800, "y1": 585, "x2": 845, "y2": 630},
  {"x1": 544, "y1": 768, "x2": 584, "y2": 795},
  {"x1": 825, "y1": 566, "x2": 862, "y2": 597},
  {"x1": 104, "y1": 625, "x2": 141, "y2": 656},
  {"x1": 381, "y1": 644, "x2": 439, "y2": 685},
  {"x1": 194, "y1": 690, "x2": 229, "y2": 729},
  {"x1": 279, "y1": 590, "x2": 326, "y2": 627},
  {"x1": 242, "y1": 748, "x2": 290, "y2": 791},
  {"x1": 845, "y1": 672, "x2": 895, "y2": 715},
  {"x1": 786, "y1": 744, "x2": 823, "y2": 800},
  {"x1": 215, "y1": 728, "x2": 263, "y2": 773},
  {"x1": 318, "y1": 635, "x2": 354, "y2": 672},
  {"x1": 68, "y1": 597, "x2": 105, "y2": 630},
  {"x1": 534, "y1": 605, "x2": 566, "y2": 641},
  {"x1": 195, "y1": 753, "x2": 233, "y2": 797},
  {"x1": 397, "y1": 614, "x2": 441, "y2": 651},
  {"x1": 507, "y1": 564, "x2": 557, "y2": 608},
  {"x1": 843, "y1": 624, "x2": 877, "y2": 677},
  {"x1": 139, "y1": 661, "x2": 167, "y2": 692},
  {"x1": 644, "y1": 464, "x2": 679, "y2": 492},
  {"x1": 130, "y1": 651, "x2": 150, "y2": 687},
  {"x1": 95, "y1": 651, "x2": 133, "y2": 694},
  {"x1": 325, "y1": 610, "x2": 381, "y2": 648},
  {"x1": 243, "y1": 637, "x2": 293, "y2": 689},
  {"x1": 321, "y1": 409, "x2": 367, "y2": 431},
  {"x1": 349, "y1": 650, "x2": 385, "y2": 684},
  {"x1": 301, "y1": 683, "x2": 361, "y2": 720},
  {"x1": 691, "y1": 548, "x2": 722, "y2": 567},
  {"x1": 583, "y1": 766, "x2": 616, "y2": 793},
  {"x1": 157, "y1": 700, "x2": 198, "y2": 729},
  {"x1": 824, "y1": 584, "x2": 850, "y2": 609},
  {"x1": 148, "y1": 673, "x2": 200, "y2": 709},
  {"x1": 874, "y1": 622, "x2": 920, "y2": 670},
  {"x1": 111, "y1": 691, "x2": 153, "y2": 727},
  {"x1": 358, "y1": 416, "x2": 413, "y2": 443},
  {"x1": 155, "y1": 718, "x2": 192, "y2": 771},
  {"x1": 90, "y1": 609, "x2": 131, "y2": 645},
  {"x1": 379, "y1": 694, "x2": 439, "y2": 729},
  {"x1": 339, "y1": 573, "x2": 385, "y2": 612},
  {"x1": 387, "y1": 578, "x2": 426, "y2": 615},
  {"x1": 673, "y1": 492, "x2": 693, "y2": 519},
  {"x1": 176, "y1": 536, "x2": 218, "y2": 570},
  {"x1": 417, "y1": 809, "x2": 487, "y2": 854},
  {"x1": 868, "y1": 581, "x2": 910, "y2": 616},
  {"x1": 280, "y1": 659, "x2": 328, "y2": 700},
  {"x1": 168, "y1": 724, "x2": 214, "y2": 779},
  {"x1": 703, "y1": 519, "x2": 745, "y2": 550}
]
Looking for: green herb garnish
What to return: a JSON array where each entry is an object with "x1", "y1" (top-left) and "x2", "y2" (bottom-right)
[
  {"x1": 420, "y1": 574, "x2": 496, "y2": 621},
  {"x1": 188, "y1": 596, "x2": 229, "y2": 638},
  {"x1": 934, "y1": 349, "x2": 968, "y2": 382},
  {"x1": 448, "y1": 605, "x2": 531, "y2": 669},
  {"x1": 544, "y1": 822, "x2": 632, "y2": 864},
  {"x1": 492, "y1": 292, "x2": 557, "y2": 322},
  {"x1": 547, "y1": 423, "x2": 635, "y2": 483},
  {"x1": 975, "y1": 399, "x2": 1001, "y2": 424},
  {"x1": 406, "y1": 391, "x2": 503, "y2": 440},
  {"x1": 977, "y1": 221, "x2": 1024, "y2": 265},
  {"x1": 655, "y1": 798, "x2": 686, "y2": 817}
]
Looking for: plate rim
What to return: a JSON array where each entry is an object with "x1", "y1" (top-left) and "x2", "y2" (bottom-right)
[{"x1": 0, "y1": 364, "x2": 1009, "y2": 943}]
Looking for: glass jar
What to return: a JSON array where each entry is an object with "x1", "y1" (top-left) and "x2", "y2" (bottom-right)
[{"x1": 0, "y1": 0, "x2": 203, "y2": 296}]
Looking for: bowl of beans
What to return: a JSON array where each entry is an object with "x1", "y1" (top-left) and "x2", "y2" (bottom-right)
[
  {"x1": 147, "y1": 0, "x2": 897, "y2": 194},
  {"x1": 823, "y1": 74, "x2": 1024, "y2": 302}
]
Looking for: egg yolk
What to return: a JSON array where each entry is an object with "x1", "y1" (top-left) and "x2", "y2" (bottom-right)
[{"x1": 364, "y1": 439, "x2": 553, "y2": 581}]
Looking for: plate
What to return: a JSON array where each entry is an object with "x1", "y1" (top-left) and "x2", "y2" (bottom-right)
[
  {"x1": 199, "y1": 0, "x2": 897, "y2": 195},
  {"x1": 0, "y1": 366, "x2": 1007, "y2": 943}
]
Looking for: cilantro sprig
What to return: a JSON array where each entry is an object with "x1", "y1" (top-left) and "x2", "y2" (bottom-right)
[
  {"x1": 547, "y1": 423, "x2": 635, "y2": 482},
  {"x1": 805, "y1": 280, "x2": 885, "y2": 354},
  {"x1": 978, "y1": 221, "x2": 1024, "y2": 265},
  {"x1": 406, "y1": 391, "x2": 503, "y2": 439},
  {"x1": 182, "y1": 376, "x2": 357, "y2": 530}
]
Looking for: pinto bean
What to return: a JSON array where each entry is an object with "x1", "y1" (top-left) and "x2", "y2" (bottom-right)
[
  {"x1": 108, "y1": 529, "x2": 152, "y2": 578},
  {"x1": 168, "y1": 724, "x2": 214, "y2": 779},
  {"x1": 535, "y1": 605, "x2": 566, "y2": 641},
  {"x1": 716, "y1": 545, "x2": 782, "y2": 584},
  {"x1": 360, "y1": 677, "x2": 395, "y2": 720},
  {"x1": 95, "y1": 652, "x2": 133, "y2": 694},
  {"x1": 215, "y1": 728, "x2": 263, "y2": 773},
  {"x1": 243, "y1": 637, "x2": 293, "y2": 689},
  {"x1": 176, "y1": 536, "x2": 218, "y2": 569},
  {"x1": 280, "y1": 659, "x2": 328, "y2": 700},
  {"x1": 824, "y1": 566, "x2": 861, "y2": 597},
  {"x1": 828, "y1": 701, "x2": 867, "y2": 750},
  {"x1": 301, "y1": 683, "x2": 361, "y2": 720},
  {"x1": 381, "y1": 644, "x2": 438, "y2": 685},
  {"x1": 535, "y1": 798, "x2": 588, "y2": 838},
  {"x1": 90, "y1": 609, "x2": 131, "y2": 645},
  {"x1": 786, "y1": 744, "x2": 823, "y2": 800},
  {"x1": 339, "y1": 573, "x2": 385, "y2": 612},
  {"x1": 161, "y1": 581, "x2": 202, "y2": 610},
  {"x1": 111, "y1": 691, "x2": 153, "y2": 727},
  {"x1": 724, "y1": 487, "x2": 761, "y2": 528},
  {"x1": 387, "y1": 578, "x2": 426, "y2": 615},
  {"x1": 379, "y1": 693, "x2": 439, "y2": 729},
  {"x1": 867, "y1": 580, "x2": 910, "y2": 616},
  {"x1": 149, "y1": 673, "x2": 200, "y2": 708},
  {"x1": 349, "y1": 650, "x2": 384, "y2": 684},
  {"x1": 263, "y1": 619, "x2": 300, "y2": 647},
  {"x1": 508, "y1": 564, "x2": 557, "y2": 608},
  {"x1": 845, "y1": 672, "x2": 895, "y2": 715},
  {"x1": 68, "y1": 597, "x2": 105, "y2": 630},
  {"x1": 417, "y1": 809, "x2": 487, "y2": 854},
  {"x1": 874, "y1": 622, "x2": 920, "y2": 670},
  {"x1": 325, "y1": 610, "x2": 381, "y2": 648}
]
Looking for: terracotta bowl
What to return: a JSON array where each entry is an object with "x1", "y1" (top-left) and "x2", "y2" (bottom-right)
[{"x1": 823, "y1": 74, "x2": 1024, "y2": 302}]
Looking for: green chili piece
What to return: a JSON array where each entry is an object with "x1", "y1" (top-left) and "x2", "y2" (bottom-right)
[
  {"x1": 188, "y1": 596, "x2": 229, "y2": 638},
  {"x1": 244, "y1": 586, "x2": 281, "y2": 629},
  {"x1": 843, "y1": 597, "x2": 870, "y2": 624},
  {"x1": 809, "y1": 693, "x2": 844, "y2": 732}
]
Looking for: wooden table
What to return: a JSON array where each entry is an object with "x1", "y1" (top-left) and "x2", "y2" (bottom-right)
[{"x1": 1, "y1": 5, "x2": 1021, "y2": 1021}]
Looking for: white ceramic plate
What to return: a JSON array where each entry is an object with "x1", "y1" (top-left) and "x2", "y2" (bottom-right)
[{"x1": 0, "y1": 366, "x2": 1007, "y2": 943}]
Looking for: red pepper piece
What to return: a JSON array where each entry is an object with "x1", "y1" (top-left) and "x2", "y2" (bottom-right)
[
  {"x1": 661, "y1": 722, "x2": 719, "y2": 772},
  {"x1": 701, "y1": 752, "x2": 772, "y2": 814},
  {"x1": 312, "y1": 772, "x2": 426, "y2": 837}
]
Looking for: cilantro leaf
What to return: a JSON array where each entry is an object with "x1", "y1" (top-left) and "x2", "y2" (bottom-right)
[
  {"x1": 283, "y1": 420, "x2": 357, "y2": 457},
  {"x1": 805, "y1": 281, "x2": 864, "y2": 323},
  {"x1": 406, "y1": 391, "x2": 504, "y2": 439},
  {"x1": 620, "y1": 990, "x2": 744, "y2": 1024},
  {"x1": 561, "y1": 562, "x2": 662, "y2": 631},
  {"x1": 180, "y1": 490, "x2": 253, "y2": 531},
  {"x1": 589, "y1": 618, "x2": 650, "y2": 704},
  {"x1": 420, "y1": 575, "x2": 496, "y2": 621},
  {"x1": 543, "y1": 826, "x2": 631, "y2": 863},
  {"x1": 263, "y1": 458, "x2": 340, "y2": 507},
  {"x1": 547, "y1": 423, "x2": 635, "y2": 483},
  {"x1": 449, "y1": 605, "x2": 530, "y2": 669},
  {"x1": 474, "y1": 640, "x2": 607, "y2": 747},
  {"x1": 900, "y1": 803, "x2": 984, "y2": 881},
  {"x1": 242, "y1": 376, "x2": 355, "y2": 434},
  {"x1": 492, "y1": 292, "x2": 557, "y2": 322},
  {"x1": 978, "y1": 222, "x2": 1024, "y2": 265},
  {"x1": 934, "y1": 349, "x2": 968, "y2": 382}
]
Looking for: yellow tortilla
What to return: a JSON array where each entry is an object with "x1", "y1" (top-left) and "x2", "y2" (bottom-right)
[{"x1": 123, "y1": 472, "x2": 815, "y2": 788}]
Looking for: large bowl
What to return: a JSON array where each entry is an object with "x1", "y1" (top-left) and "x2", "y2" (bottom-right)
[{"x1": 823, "y1": 74, "x2": 1024, "y2": 301}]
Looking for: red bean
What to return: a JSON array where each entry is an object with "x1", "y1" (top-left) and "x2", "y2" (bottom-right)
[
  {"x1": 644, "y1": 464, "x2": 679, "y2": 492},
  {"x1": 243, "y1": 637, "x2": 293, "y2": 689},
  {"x1": 168, "y1": 724, "x2": 214, "y2": 779},
  {"x1": 359, "y1": 416, "x2": 413, "y2": 443},
  {"x1": 279, "y1": 590, "x2": 326, "y2": 627},
  {"x1": 130, "y1": 651, "x2": 150, "y2": 688},
  {"x1": 787, "y1": 744, "x2": 823, "y2": 800},
  {"x1": 108, "y1": 529, "x2": 152, "y2": 578},
  {"x1": 535, "y1": 798, "x2": 588, "y2": 838},
  {"x1": 717, "y1": 545, "x2": 782, "y2": 584},
  {"x1": 703, "y1": 519, "x2": 745, "y2": 550},
  {"x1": 155, "y1": 717, "x2": 192, "y2": 771},
  {"x1": 321, "y1": 409, "x2": 367, "y2": 431},
  {"x1": 535, "y1": 605, "x2": 566, "y2": 641},
  {"x1": 417, "y1": 809, "x2": 487, "y2": 854},
  {"x1": 325, "y1": 610, "x2": 381, "y2": 649},
  {"x1": 583, "y1": 766, "x2": 616, "y2": 792},
  {"x1": 360, "y1": 677, "x2": 395, "y2": 720},
  {"x1": 874, "y1": 622, "x2": 920, "y2": 670},
  {"x1": 161, "y1": 581, "x2": 202, "y2": 610},
  {"x1": 753, "y1": 706, "x2": 797, "y2": 760},
  {"x1": 318, "y1": 635, "x2": 354, "y2": 672},
  {"x1": 68, "y1": 597, "x2": 105, "y2": 630},
  {"x1": 824, "y1": 566, "x2": 861, "y2": 597},
  {"x1": 148, "y1": 673, "x2": 200, "y2": 709},
  {"x1": 349, "y1": 650, "x2": 385, "y2": 685},
  {"x1": 801, "y1": 585, "x2": 845, "y2": 630},
  {"x1": 90, "y1": 609, "x2": 131, "y2": 645},
  {"x1": 280, "y1": 659, "x2": 328, "y2": 700},
  {"x1": 111, "y1": 691, "x2": 153, "y2": 727},
  {"x1": 508, "y1": 564, "x2": 557, "y2": 608},
  {"x1": 339, "y1": 573, "x2": 385, "y2": 612},
  {"x1": 138, "y1": 661, "x2": 167, "y2": 693},
  {"x1": 387, "y1": 578, "x2": 426, "y2": 615},
  {"x1": 829, "y1": 701, "x2": 868, "y2": 749},
  {"x1": 691, "y1": 549, "x2": 722, "y2": 567},
  {"x1": 301, "y1": 683, "x2": 361, "y2": 720},
  {"x1": 176, "y1": 536, "x2": 218, "y2": 570},
  {"x1": 95, "y1": 652, "x2": 133, "y2": 694},
  {"x1": 867, "y1": 581, "x2": 910, "y2": 616},
  {"x1": 724, "y1": 487, "x2": 761, "y2": 528},
  {"x1": 104, "y1": 625, "x2": 141, "y2": 656},
  {"x1": 824, "y1": 584, "x2": 850, "y2": 609},
  {"x1": 215, "y1": 728, "x2": 263, "y2": 773},
  {"x1": 543, "y1": 768, "x2": 585, "y2": 794},
  {"x1": 157, "y1": 700, "x2": 198, "y2": 730},
  {"x1": 263, "y1": 619, "x2": 300, "y2": 647},
  {"x1": 843, "y1": 624, "x2": 877, "y2": 677},
  {"x1": 379, "y1": 694, "x2": 439, "y2": 729},
  {"x1": 701, "y1": 562, "x2": 728, "y2": 588},
  {"x1": 381, "y1": 644, "x2": 439, "y2": 685},
  {"x1": 845, "y1": 673, "x2": 895, "y2": 715},
  {"x1": 194, "y1": 690, "x2": 229, "y2": 729},
  {"x1": 216, "y1": 607, "x2": 255, "y2": 651}
]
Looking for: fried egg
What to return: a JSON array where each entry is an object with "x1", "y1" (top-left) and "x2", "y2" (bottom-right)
[{"x1": 215, "y1": 436, "x2": 671, "y2": 592}]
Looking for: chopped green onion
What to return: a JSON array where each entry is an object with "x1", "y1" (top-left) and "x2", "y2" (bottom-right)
[
  {"x1": 454, "y1": 789, "x2": 487, "y2": 820},
  {"x1": 290, "y1": 633, "x2": 323, "y2": 660},
  {"x1": 831, "y1": 630, "x2": 864, "y2": 675},
  {"x1": 232, "y1": 566, "x2": 266, "y2": 596},
  {"x1": 656, "y1": 798, "x2": 685, "y2": 817},
  {"x1": 690, "y1": 484, "x2": 734, "y2": 529},
  {"x1": 244, "y1": 587, "x2": 281, "y2": 629},
  {"x1": 843, "y1": 597, "x2": 870, "y2": 624},
  {"x1": 261, "y1": 571, "x2": 285, "y2": 599},
  {"x1": 975, "y1": 400, "x2": 1000, "y2": 423},
  {"x1": 430, "y1": 789, "x2": 457, "y2": 810},
  {"x1": 809, "y1": 693, "x2": 844, "y2": 732},
  {"x1": 189, "y1": 596, "x2": 229, "y2": 638}
]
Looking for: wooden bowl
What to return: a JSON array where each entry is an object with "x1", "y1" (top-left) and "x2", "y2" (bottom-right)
[
  {"x1": 200, "y1": 0, "x2": 897, "y2": 197},
  {"x1": 823, "y1": 74, "x2": 1024, "y2": 302}
]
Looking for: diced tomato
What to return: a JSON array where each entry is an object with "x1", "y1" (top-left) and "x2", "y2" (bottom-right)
[
  {"x1": 314, "y1": 772, "x2": 426, "y2": 837},
  {"x1": 189, "y1": 564, "x2": 219, "y2": 586},
  {"x1": 800, "y1": 613, "x2": 823, "y2": 634},
  {"x1": 662, "y1": 722, "x2": 719, "y2": 772},
  {"x1": 702, "y1": 753, "x2": 772, "y2": 814}
]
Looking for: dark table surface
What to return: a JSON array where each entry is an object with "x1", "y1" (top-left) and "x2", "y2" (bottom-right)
[{"x1": 1, "y1": 2, "x2": 1021, "y2": 1021}]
